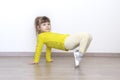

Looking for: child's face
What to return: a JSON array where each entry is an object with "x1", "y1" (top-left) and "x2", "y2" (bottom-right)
[{"x1": 40, "y1": 22, "x2": 51, "y2": 32}]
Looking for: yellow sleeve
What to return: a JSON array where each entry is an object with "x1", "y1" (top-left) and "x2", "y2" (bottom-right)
[
  {"x1": 34, "y1": 36, "x2": 44, "y2": 63},
  {"x1": 46, "y1": 46, "x2": 52, "y2": 62}
]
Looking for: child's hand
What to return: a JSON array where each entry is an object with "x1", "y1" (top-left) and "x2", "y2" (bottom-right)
[
  {"x1": 29, "y1": 62, "x2": 39, "y2": 65},
  {"x1": 46, "y1": 59, "x2": 54, "y2": 62}
]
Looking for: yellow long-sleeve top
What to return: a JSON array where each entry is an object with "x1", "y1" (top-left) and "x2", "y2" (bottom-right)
[{"x1": 34, "y1": 32, "x2": 69, "y2": 63}]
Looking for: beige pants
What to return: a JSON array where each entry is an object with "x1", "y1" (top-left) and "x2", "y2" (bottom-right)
[{"x1": 64, "y1": 32, "x2": 92, "y2": 54}]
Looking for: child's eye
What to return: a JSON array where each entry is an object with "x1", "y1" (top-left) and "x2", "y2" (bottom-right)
[{"x1": 42, "y1": 24, "x2": 46, "y2": 26}]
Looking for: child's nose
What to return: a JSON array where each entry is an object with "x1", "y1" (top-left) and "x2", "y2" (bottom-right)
[{"x1": 46, "y1": 26, "x2": 50, "y2": 29}]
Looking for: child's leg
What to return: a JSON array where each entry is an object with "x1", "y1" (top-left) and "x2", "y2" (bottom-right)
[
  {"x1": 78, "y1": 33, "x2": 92, "y2": 54},
  {"x1": 64, "y1": 32, "x2": 92, "y2": 54},
  {"x1": 64, "y1": 32, "x2": 92, "y2": 67}
]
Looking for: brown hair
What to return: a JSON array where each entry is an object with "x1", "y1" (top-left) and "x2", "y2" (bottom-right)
[{"x1": 34, "y1": 16, "x2": 50, "y2": 35}]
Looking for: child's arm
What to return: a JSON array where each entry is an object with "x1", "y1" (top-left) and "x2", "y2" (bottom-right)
[
  {"x1": 33, "y1": 36, "x2": 44, "y2": 63},
  {"x1": 46, "y1": 46, "x2": 52, "y2": 62}
]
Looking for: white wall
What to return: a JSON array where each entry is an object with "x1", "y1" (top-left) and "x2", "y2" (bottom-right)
[{"x1": 0, "y1": 0, "x2": 120, "y2": 53}]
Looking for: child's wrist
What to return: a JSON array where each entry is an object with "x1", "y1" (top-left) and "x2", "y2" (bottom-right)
[{"x1": 46, "y1": 59, "x2": 53, "y2": 62}]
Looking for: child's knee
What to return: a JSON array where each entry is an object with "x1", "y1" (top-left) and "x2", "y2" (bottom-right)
[
  {"x1": 88, "y1": 34, "x2": 93, "y2": 41},
  {"x1": 82, "y1": 33, "x2": 92, "y2": 41}
]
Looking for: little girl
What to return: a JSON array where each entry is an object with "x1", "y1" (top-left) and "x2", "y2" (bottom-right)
[{"x1": 32, "y1": 16, "x2": 92, "y2": 67}]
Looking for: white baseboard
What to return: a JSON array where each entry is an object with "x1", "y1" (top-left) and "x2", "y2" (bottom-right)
[
  {"x1": 0, "y1": 52, "x2": 120, "y2": 57},
  {"x1": 0, "y1": 52, "x2": 34, "y2": 56}
]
